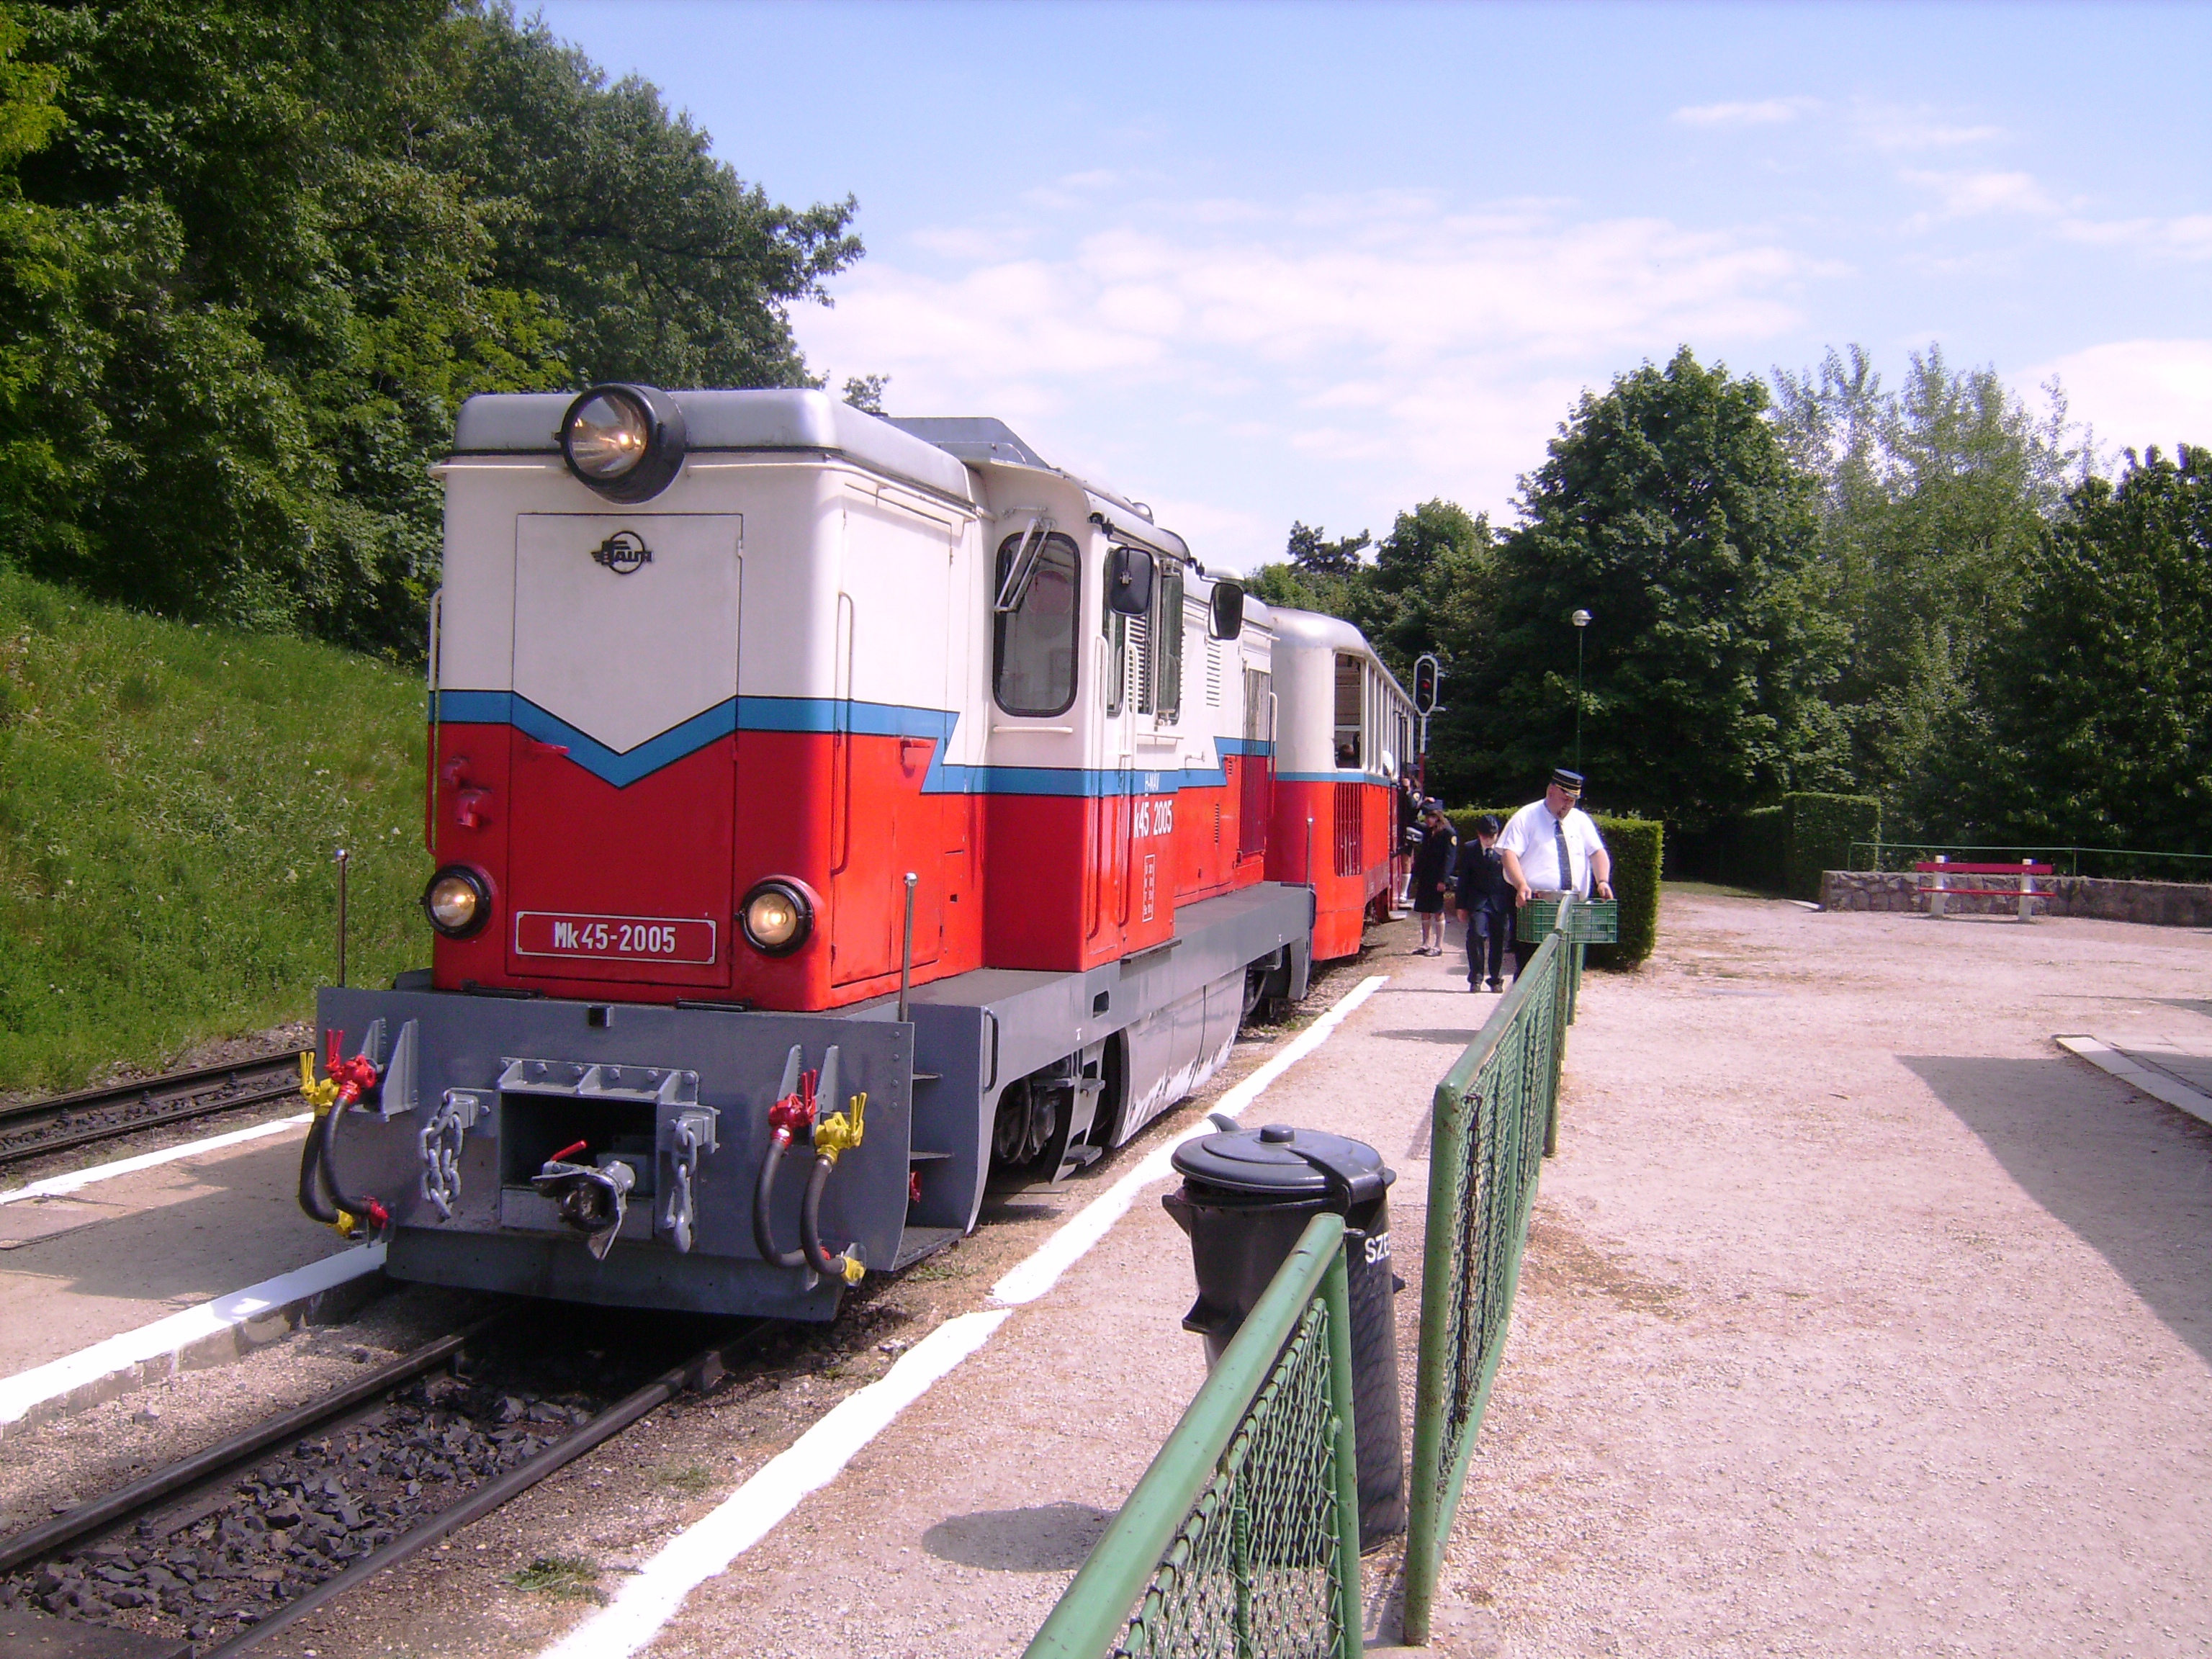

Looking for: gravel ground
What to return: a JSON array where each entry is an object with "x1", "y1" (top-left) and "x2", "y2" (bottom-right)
[
  {"x1": 1439, "y1": 892, "x2": 2212, "y2": 1658},
  {"x1": 0, "y1": 1285, "x2": 490, "y2": 1542}
]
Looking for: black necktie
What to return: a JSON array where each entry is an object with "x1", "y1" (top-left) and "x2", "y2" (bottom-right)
[{"x1": 1554, "y1": 817, "x2": 1572, "y2": 892}]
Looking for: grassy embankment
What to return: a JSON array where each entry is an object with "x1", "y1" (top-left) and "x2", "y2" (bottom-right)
[{"x1": 0, "y1": 571, "x2": 428, "y2": 1092}]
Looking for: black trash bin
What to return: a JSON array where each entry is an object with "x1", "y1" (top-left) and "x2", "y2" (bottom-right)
[{"x1": 1162, "y1": 1120, "x2": 1405, "y2": 1549}]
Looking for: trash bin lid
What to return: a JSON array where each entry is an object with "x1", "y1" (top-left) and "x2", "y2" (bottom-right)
[{"x1": 1171, "y1": 1123, "x2": 1392, "y2": 1205}]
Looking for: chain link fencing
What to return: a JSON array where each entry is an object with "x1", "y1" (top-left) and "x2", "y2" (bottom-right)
[
  {"x1": 1401, "y1": 902, "x2": 1580, "y2": 1644},
  {"x1": 1023, "y1": 1214, "x2": 1364, "y2": 1659}
]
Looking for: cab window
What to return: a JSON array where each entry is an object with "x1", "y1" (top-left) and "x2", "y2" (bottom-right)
[
  {"x1": 1155, "y1": 566, "x2": 1185, "y2": 723},
  {"x1": 994, "y1": 531, "x2": 1081, "y2": 717}
]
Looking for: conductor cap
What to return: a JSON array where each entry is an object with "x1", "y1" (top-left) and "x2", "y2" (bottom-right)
[{"x1": 1549, "y1": 768, "x2": 1584, "y2": 793}]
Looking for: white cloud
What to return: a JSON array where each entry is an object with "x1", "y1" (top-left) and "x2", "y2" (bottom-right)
[
  {"x1": 1856, "y1": 107, "x2": 2005, "y2": 152},
  {"x1": 801, "y1": 192, "x2": 1828, "y2": 571},
  {"x1": 1673, "y1": 97, "x2": 1818, "y2": 128},
  {"x1": 1900, "y1": 168, "x2": 2063, "y2": 219},
  {"x1": 2056, "y1": 214, "x2": 2212, "y2": 261},
  {"x1": 2022, "y1": 340, "x2": 2212, "y2": 456}
]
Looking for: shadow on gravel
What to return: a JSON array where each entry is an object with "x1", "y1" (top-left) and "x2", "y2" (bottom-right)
[
  {"x1": 1903, "y1": 1054, "x2": 2212, "y2": 1364},
  {"x1": 921, "y1": 1502, "x2": 1109, "y2": 1571}
]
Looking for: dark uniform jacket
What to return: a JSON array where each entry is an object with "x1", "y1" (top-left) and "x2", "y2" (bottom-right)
[
  {"x1": 1454, "y1": 840, "x2": 1512, "y2": 913},
  {"x1": 1411, "y1": 822, "x2": 1458, "y2": 894}
]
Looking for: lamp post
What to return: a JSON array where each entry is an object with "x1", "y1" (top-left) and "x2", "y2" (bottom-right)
[{"x1": 1570, "y1": 609, "x2": 1591, "y2": 773}]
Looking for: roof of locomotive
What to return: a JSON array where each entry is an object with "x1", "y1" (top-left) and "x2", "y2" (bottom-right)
[
  {"x1": 451, "y1": 388, "x2": 975, "y2": 500},
  {"x1": 890, "y1": 415, "x2": 1195, "y2": 565}
]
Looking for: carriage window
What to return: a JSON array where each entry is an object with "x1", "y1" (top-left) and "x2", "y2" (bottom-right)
[
  {"x1": 994, "y1": 531, "x2": 1081, "y2": 717},
  {"x1": 1334, "y1": 653, "x2": 1364, "y2": 768},
  {"x1": 1155, "y1": 566, "x2": 1185, "y2": 723}
]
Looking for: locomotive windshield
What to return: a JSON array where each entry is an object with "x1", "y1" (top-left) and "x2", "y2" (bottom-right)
[{"x1": 993, "y1": 531, "x2": 1081, "y2": 716}]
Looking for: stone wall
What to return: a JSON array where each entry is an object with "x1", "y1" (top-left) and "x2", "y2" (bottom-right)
[{"x1": 1819, "y1": 869, "x2": 2212, "y2": 927}]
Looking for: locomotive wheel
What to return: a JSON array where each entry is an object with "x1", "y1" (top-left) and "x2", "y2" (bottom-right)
[
  {"x1": 992, "y1": 1081, "x2": 1033, "y2": 1166},
  {"x1": 991, "y1": 1078, "x2": 1063, "y2": 1169}
]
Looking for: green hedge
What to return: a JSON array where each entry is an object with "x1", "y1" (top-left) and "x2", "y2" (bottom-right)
[
  {"x1": 1671, "y1": 793, "x2": 1880, "y2": 901},
  {"x1": 1784, "y1": 793, "x2": 1880, "y2": 899},
  {"x1": 1445, "y1": 807, "x2": 1660, "y2": 968}
]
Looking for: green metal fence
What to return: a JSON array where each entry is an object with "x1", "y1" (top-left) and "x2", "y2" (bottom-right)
[
  {"x1": 1401, "y1": 903, "x2": 1579, "y2": 1645},
  {"x1": 1024, "y1": 1213, "x2": 1364, "y2": 1659}
]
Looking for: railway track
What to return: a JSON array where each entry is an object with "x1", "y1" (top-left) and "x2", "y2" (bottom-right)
[
  {"x1": 0, "y1": 1053, "x2": 307, "y2": 1172},
  {"x1": 0, "y1": 1308, "x2": 766, "y2": 1656}
]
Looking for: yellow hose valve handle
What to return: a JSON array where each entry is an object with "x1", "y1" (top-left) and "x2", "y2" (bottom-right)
[
  {"x1": 300, "y1": 1051, "x2": 340, "y2": 1116},
  {"x1": 812, "y1": 1092, "x2": 867, "y2": 1163},
  {"x1": 839, "y1": 1253, "x2": 866, "y2": 1285},
  {"x1": 333, "y1": 1209, "x2": 359, "y2": 1238}
]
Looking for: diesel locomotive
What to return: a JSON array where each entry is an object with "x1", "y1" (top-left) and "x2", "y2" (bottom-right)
[{"x1": 302, "y1": 386, "x2": 1413, "y2": 1320}]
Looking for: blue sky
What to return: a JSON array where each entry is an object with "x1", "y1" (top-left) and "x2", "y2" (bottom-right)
[{"x1": 539, "y1": 1, "x2": 2211, "y2": 572}]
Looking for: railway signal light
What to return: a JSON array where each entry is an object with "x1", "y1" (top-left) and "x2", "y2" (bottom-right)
[{"x1": 1413, "y1": 654, "x2": 1440, "y2": 716}]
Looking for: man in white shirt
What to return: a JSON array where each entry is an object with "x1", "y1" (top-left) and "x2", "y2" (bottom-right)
[{"x1": 1497, "y1": 768, "x2": 1612, "y2": 979}]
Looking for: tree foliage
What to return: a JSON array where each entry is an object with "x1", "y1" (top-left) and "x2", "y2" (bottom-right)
[
  {"x1": 1771, "y1": 343, "x2": 2087, "y2": 834},
  {"x1": 1468, "y1": 347, "x2": 1843, "y2": 827},
  {"x1": 1974, "y1": 446, "x2": 2212, "y2": 852},
  {"x1": 0, "y1": 1, "x2": 859, "y2": 655}
]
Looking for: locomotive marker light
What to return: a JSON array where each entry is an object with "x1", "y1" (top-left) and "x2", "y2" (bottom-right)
[
  {"x1": 560, "y1": 384, "x2": 689, "y2": 503},
  {"x1": 422, "y1": 866, "x2": 491, "y2": 938},
  {"x1": 740, "y1": 878, "x2": 815, "y2": 956}
]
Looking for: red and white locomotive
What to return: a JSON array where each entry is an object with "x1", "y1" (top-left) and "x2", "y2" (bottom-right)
[{"x1": 305, "y1": 387, "x2": 1411, "y2": 1319}]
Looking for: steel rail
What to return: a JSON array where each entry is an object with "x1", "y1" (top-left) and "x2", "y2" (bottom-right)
[
  {"x1": 0, "y1": 1053, "x2": 305, "y2": 1169},
  {"x1": 0, "y1": 1053, "x2": 305, "y2": 1129},
  {"x1": 203, "y1": 1321, "x2": 770, "y2": 1658},
  {"x1": 0, "y1": 1318, "x2": 510, "y2": 1576}
]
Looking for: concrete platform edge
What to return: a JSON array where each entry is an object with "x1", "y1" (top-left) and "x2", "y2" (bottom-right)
[
  {"x1": 2055, "y1": 1034, "x2": 2212, "y2": 1127},
  {"x1": 0, "y1": 1244, "x2": 387, "y2": 1440}
]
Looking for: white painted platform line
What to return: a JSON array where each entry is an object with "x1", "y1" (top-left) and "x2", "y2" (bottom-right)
[
  {"x1": 537, "y1": 1309, "x2": 1010, "y2": 1659},
  {"x1": 0, "y1": 1112, "x2": 313, "y2": 1208},
  {"x1": 2056, "y1": 1035, "x2": 2212, "y2": 1128},
  {"x1": 532, "y1": 971, "x2": 1388, "y2": 1659},
  {"x1": 0, "y1": 1244, "x2": 384, "y2": 1431},
  {"x1": 992, "y1": 972, "x2": 1390, "y2": 1308}
]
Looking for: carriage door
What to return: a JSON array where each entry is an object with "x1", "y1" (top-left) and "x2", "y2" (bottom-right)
[{"x1": 504, "y1": 513, "x2": 742, "y2": 989}]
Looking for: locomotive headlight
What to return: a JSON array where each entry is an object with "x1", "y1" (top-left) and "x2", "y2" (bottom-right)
[
  {"x1": 740, "y1": 879, "x2": 814, "y2": 956},
  {"x1": 422, "y1": 866, "x2": 492, "y2": 939},
  {"x1": 559, "y1": 385, "x2": 688, "y2": 503}
]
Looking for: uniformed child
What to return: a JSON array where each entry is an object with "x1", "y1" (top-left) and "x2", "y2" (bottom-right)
[{"x1": 1452, "y1": 813, "x2": 1513, "y2": 990}]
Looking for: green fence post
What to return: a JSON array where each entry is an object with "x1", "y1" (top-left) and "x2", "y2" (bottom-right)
[
  {"x1": 1024, "y1": 1214, "x2": 1351, "y2": 1659},
  {"x1": 1322, "y1": 1242, "x2": 1364, "y2": 1659},
  {"x1": 1401, "y1": 1065, "x2": 1463, "y2": 1649}
]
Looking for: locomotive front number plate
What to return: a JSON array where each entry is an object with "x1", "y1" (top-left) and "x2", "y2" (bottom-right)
[{"x1": 513, "y1": 912, "x2": 718, "y2": 964}]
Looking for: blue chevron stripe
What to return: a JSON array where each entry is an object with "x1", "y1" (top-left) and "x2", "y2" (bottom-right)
[{"x1": 433, "y1": 691, "x2": 1272, "y2": 795}]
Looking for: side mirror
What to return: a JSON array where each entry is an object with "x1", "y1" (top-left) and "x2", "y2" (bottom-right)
[
  {"x1": 1106, "y1": 545, "x2": 1154, "y2": 616},
  {"x1": 1208, "y1": 580, "x2": 1245, "y2": 640}
]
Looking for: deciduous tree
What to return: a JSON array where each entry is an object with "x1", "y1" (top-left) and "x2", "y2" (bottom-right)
[{"x1": 1473, "y1": 346, "x2": 1843, "y2": 826}]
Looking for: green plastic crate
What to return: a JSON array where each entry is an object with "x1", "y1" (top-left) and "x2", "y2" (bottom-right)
[{"x1": 1516, "y1": 896, "x2": 1619, "y2": 944}]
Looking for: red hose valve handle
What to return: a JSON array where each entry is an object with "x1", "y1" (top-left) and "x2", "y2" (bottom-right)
[
  {"x1": 313, "y1": 1030, "x2": 390, "y2": 1238},
  {"x1": 768, "y1": 1068, "x2": 819, "y2": 1141}
]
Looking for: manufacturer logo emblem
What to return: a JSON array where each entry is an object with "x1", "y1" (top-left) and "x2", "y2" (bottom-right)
[{"x1": 591, "y1": 531, "x2": 652, "y2": 575}]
